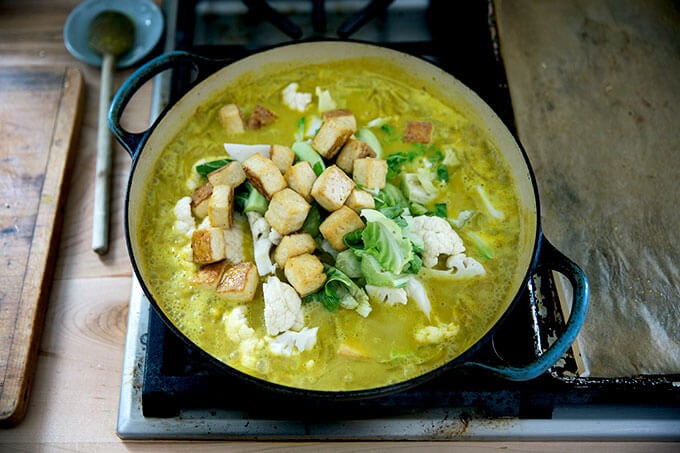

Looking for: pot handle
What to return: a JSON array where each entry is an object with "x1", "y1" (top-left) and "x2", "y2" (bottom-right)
[
  {"x1": 465, "y1": 236, "x2": 589, "y2": 381},
  {"x1": 108, "y1": 51, "x2": 225, "y2": 158}
]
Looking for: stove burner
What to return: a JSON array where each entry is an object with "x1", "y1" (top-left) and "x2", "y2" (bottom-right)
[{"x1": 115, "y1": 0, "x2": 680, "y2": 440}]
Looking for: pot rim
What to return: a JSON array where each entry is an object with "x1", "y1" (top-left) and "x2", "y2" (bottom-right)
[{"x1": 114, "y1": 40, "x2": 587, "y2": 399}]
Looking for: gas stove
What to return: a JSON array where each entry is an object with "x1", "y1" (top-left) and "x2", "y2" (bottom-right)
[{"x1": 116, "y1": 0, "x2": 680, "y2": 440}]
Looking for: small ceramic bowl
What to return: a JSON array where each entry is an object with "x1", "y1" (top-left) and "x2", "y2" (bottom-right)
[{"x1": 64, "y1": 0, "x2": 164, "y2": 68}]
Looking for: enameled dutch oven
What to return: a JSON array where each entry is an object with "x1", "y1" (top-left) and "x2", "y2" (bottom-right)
[{"x1": 109, "y1": 42, "x2": 589, "y2": 399}]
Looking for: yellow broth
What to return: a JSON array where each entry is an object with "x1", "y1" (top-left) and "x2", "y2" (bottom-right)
[{"x1": 137, "y1": 58, "x2": 522, "y2": 391}]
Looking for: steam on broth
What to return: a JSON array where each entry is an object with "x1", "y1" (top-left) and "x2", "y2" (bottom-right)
[{"x1": 137, "y1": 58, "x2": 521, "y2": 391}]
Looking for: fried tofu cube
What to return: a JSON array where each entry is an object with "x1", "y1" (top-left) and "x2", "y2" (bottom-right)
[
  {"x1": 322, "y1": 109, "x2": 357, "y2": 133},
  {"x1": 264, "y1": 188, "x2": 311, "y2": 235},
  {"x1": 242, "y1": 153, "x2": 287, "y2": 200},
  {"x1": 353, "y1": 158, "x2": 387, "y2": 190},
  {"x1": 319, "y1": 206, "x2": 365, "y2": 251},
  {"x1": 403, "y1": 121, "x2": 432, "y2": 144},
  {"x1": 270, "y1": 144, "x2": 295, "y2": 174},
  {"x1": 207, "y1": 161, "x2": 246, "y2": 188},
  {"x1": 284, "y1": 253, "x2": 326, "y2": 297},
  {"x1": 311, "y1": 118, "x2": 354, "y2": 159},
  {"x1": 219, "y1": 103, "x2": 245, "y2": 134},
  {"x1": 284, "y1": 161, "x2": 317, "y2": 201},
  {"x1": 216, "y1": 262, "x2": 259, "y2": 302},
  {"x1": 191, "y1": 181, "x2": 213, "y2": 219},
  {"x1": 224, "y1": 221, "x2": 245, "y2": 263},
  {"x1": 345, "y1": 188, "x2": 375, "y2": 212},
  {"x1": 208, "y1": 184, "x2": 234, "y2": 229},
  {"x1": 191, "y1": 227, "x2": 226, "y2": 264},
  {"x1": 192, "y1": 261, "x2": 228, "y2": 288},
  {"x1": 311, "y1": 165, "x2": 355, "y2": 211},
  {"x1": 335, "y1": 137, "x2": 377, "y2": 174},
  {"x1": 273, "y1": 233, "x2": 317, "y2": 268},
  {"x1": 247, "y1": 104, "x2": 277, "y2": 129}
]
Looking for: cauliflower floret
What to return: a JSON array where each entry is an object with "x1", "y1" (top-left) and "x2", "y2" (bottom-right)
[
  {"x1": 247, "y1": 211, "x2": 270, "y2": 241},
  {"x1": 252, "y1": 238, "x2": 276, "y2": 276},
  {"x1": 173, "y1": 196, "x2": 195, "y2": 236},
  {"x1": 405, "y1": 276, "x2": 431, "y2": 319},
  {"x1": 266, "y1": 327, "x2": 319, "y2": 356},
  {"x1": 225, "y1": 306, "x2": 255, "y2": 343},
  {"x1": 225, "y1": 306, "x2": 266, "y2": 371},
  {"x1": 414, "y1": 322, "x2": 460, "y2": 344},
  {"x1": 365, "y1": 285, "x2": 408, "y2": 306},
  {"x1": 246, "y1": 211, "x2": 277, "y2": 276},
  {"x1": 239, "y1": 337, "x2": 266, "y2": 371},
  {"x1": 173, "y1": 196, "x2": 196, "y2": 261},
  {"x1": 268, "y1": 227, "x2": 282, "y2": 246},
  {"x1": 445, "y1": 254, "x2": 486, "y2": 278},
  {"x1": 409, "y1": 215, "x2": 465, "y2": 268},
  {"x1": 282, "y1": 83, "x2": 312, "y2": 112},
  {"x1": 263, "y1": 276, "x2": 304, "y2": 336}
]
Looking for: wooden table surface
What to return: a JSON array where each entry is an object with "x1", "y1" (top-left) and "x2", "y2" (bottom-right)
[{"x1": 0, "y1": 1, "x2": 676, "y2": 451}]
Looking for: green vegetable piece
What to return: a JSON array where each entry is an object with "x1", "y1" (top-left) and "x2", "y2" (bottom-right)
[
  {"x1": 375, "y1": 183, "x2": 408, "y2": 210},
  {"x1": 295, "y1": 117, "x2": 305, "y2": 142},
  {"x1": 379, "y1": 123, "x2": 400, "y2": 144},
  {"x1": 406, "y1": 254, "x2": 422, "y2": 274},
  {"x1": 335, "y1": 249, "x2": 363, "y2": 279},
  {"x1": 196, "y1": 159, "x2": 233, "y2": 177},
  {"x1": 243, "y1": 184, "x2": 268, "y2": 215},
  {"x1": 292, "y1": 141, "x2": 325, "y2": 176},
  {"x1": 427, "y1": 148, "x2": 444, "y2": 163},
  {"x1": 434, "y1": 202, "x2": 447, "y2": 218},
  {"x1": 360, "y1": 209, "x2": 414, "y2": 275},
  {"x1": 303, "y1": 290, "x2": 341, "y2": 312},
  {"x1": 343, "y1": 228, "x2": 364, "y2": 249},
  {"x1": 408, "y1": 201, "x2": 428, "y2": 216},
  {"x1": 400, "y1": 173, "x2": 436, "y2": 204},
  {"x1": 324, "y1": 265, "x2": 369, "y2": 308},
  {"x1": 380, "y1": 124, "x2": 395, "y2": 135},
  {"x1": 385, "y1": 146, "x2": 423, "y2": 179},
  {"x1": 305, "y1": 265, "x2": 370, "y2": 314},
  {"x1": 465, "y1": 231, "x2": 494, "y2": 260},
  {"x1": 386, "y1": 153, "x2": 409, "y2": 179},
  {"x1": 301, "y1": 203, "x2": 322, "y2": 237},
  {"x1": 436, "y1": 164, "x2": 449, "y2": 182},
  {"x1": 355, "y1": 127, "x2": 382, "y2": 156},
  {"x1": 344, "y1": 209, "x2": 422, "y2": 288},
  {"x1": 359, "y1": 254, "x2": 410, "y2": 288}
]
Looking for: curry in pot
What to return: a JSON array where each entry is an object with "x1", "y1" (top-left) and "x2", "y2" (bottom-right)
[{"x1": 137, "y1": 58, "x2": 522, "y2": 391}]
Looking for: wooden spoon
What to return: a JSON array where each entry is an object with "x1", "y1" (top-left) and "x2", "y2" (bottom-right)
[{"x1": 88, "y1": 11, "x2": 134, "y2": 255}]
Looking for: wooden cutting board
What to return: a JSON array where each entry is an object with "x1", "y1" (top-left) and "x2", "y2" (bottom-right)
[{"x1": 0, "y1": 65, "x2": 83, "y2": 427}]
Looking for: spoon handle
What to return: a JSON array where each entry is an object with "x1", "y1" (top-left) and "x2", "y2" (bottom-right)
[{"x1": 92, "y1": 52, "x2": 115, "y2": 255}]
